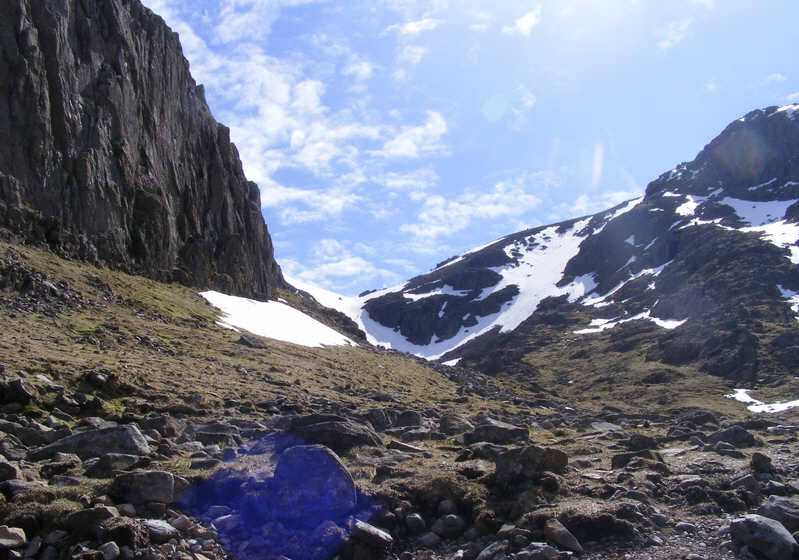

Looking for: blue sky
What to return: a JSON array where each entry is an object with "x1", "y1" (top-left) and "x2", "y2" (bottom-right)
[{"x1": 142, "y1": 0, "x2": 799, "y2": 295}]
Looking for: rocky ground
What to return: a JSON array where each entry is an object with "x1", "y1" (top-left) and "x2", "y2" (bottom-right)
[{"x1": 1, "y1": 243, "x2": 798, "y2": 560}]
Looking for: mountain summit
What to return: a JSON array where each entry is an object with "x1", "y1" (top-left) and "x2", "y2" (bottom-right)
[
  {"x1": 314, "y1": 105, "x2": 799, "y2": 385},
  {"x1": 0, "y1": 0, "x2": 282, "y2": 299}
]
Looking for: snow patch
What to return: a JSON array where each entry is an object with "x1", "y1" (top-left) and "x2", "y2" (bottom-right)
[
  {"x1": 574, "y1": 309, "x2": 686, "y2": 334},
  {"x1": 676, "y1": 195, "x2": 704, "y2": 217},
  {"x1": 778, "y1": 285, "x2": 799, "y2": 322},
  {"x1": 442, "y1": 358, "x2": 461, "y2": 367},
  {"x1": 200, "y1": 291, "x2": 356, "y2": 348},
  {"x1": 403, "y1": 285, "x2": 470, "y2": 301},
  {"x1": 719, "y1": 197, "x2": 796, "y2": 226},
  {"x1": 747, "y1": 178, "x2": 778, "y2": 191},
  {"x1": 726, "y1": 388, "x2": 799, "y2": 413},
  {"x1": 774, "y1": 104, "x2": 799, "y2": 120}
]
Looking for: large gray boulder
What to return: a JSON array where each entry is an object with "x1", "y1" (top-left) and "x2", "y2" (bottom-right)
[
  {"x1": 494, "y1": 445, "x2": 568, "y2": 485},
  {"x1": 272, "y1": 445, "x2": 357, "y2": 527},
  {"x1": 289, "y1": 417, "x2": 382, "y2": 453},
  {"x1": 110, "y1": 470, "x2": 187, "y2": 504},
  {"x1": 464, "y1": 418, "x2": 528, "y2": 445},
  {"x1": 27, "y1": 425, "x2": 151, "y2": 460},
  {"x1": 730, "y1": 514, "x2": 798, "y2": 560},
  {"x1": 758, "y1": 496, "x2": 799, "y2": 532}
]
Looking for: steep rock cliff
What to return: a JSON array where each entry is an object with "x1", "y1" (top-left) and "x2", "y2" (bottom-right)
[{"x1": 0, "y1": 0, "x2": 282, "y2": 299}]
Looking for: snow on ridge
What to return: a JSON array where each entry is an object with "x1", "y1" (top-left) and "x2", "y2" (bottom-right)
[
  {"x1": 774, "y1": 104, "x2": 799, "y2": 120},
  {"x1": 778, "y1": 284, "x2": 799, "y2": 322},
  {"x1": 403, "y1": 284, "x2": 470, "y2": 301},
  {"x1": 719, "y1": 197, "x2": 797, "y2": 227},
  {"x1": 726, "y1": 388, "x2": 799, "y2": 413},
  {"x1": 582, "y1": 261, "x2": 672, "y2": 308},
  {"x1": 200, "y1": 291, "x2": 356, "y2": 348},
  {"x1": 573, "y1": 309, "x2": 687, "y2": 335}
]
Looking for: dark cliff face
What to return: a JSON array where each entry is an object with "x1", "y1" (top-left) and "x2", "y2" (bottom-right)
[{"x1": 0, "y1": 0, "x2": 282, "y2": 299}]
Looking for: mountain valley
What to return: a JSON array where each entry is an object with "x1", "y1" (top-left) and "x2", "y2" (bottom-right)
[{"x1": 0, "y1": 1, "x2": 798, "y2": 560}]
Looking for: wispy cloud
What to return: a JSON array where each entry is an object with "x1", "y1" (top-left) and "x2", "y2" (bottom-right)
[
  {"x1": 765, "y1": 73, "x2": 787, "y2": 83},
  {"x1": 400, "y1": 172, "x2": 552, "y2": 245},
  {"x1": 377, "y1": 111, "x2": 448, "y2": 158},
  {"x1": 343, "y1": 60, "x2": 375, "y2": 81},
  {"x1": 657, "y1": 18, "x2": 693, "y2": 51},
  {"x1": 373, "y1": 167, "x2": 439, "y2": 193},
  {"x1": 386, "y1": 18, "x2": 441, "y2": 35},
  {"x1": 281, "y1": 240, "x2": 401, "y2": 292},
  {"x1": 704, "y1": 80, "x2": 717, "y2": 92},
  {"x1": 787, "y1": 92, "x2": 799, "y2": 103},
  {"x1": 398, "y1": 45, "x2": 428, "y2": 65},
  {"x1": 502, "y1": 6, "x2": 542, "y2": 36}
]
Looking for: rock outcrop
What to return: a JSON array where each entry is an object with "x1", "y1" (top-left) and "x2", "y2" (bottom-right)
[{"x1": 0, "y1": 0, "x2": 282, "y2": 299}]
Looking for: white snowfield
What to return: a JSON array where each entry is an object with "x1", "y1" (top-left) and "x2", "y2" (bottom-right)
[
  {"x1": 727, "y1": 388, "x2": 799, "y2": 413},
  {"x1": 200, "y1": 291, "x2": 356, "y2": 348}
]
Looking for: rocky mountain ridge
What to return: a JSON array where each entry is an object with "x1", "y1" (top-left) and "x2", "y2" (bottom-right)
[
  {"x1": 0, "y1": 0, "x2": 282, "y2": 299},
  {"x1": 323, "y1": 105, "x2": 799, "y2": 386}
]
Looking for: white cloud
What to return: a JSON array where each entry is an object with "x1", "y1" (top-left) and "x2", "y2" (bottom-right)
[
  {"x1": 400, "y1": 172, "x2": 552, "y2": 243},
  {"x1": 399, "y1": 45, "x2": 428, "y2": 65},
  {"x1": 690, "y1": 0, "x2": 715, "y2": 7},
  {"x1": 787, "y1": 92, "x2": 799, "y2": 103},
  {"x1": 704, "y1": 80, "x2": 717, "y2": 92},
  {"x1": 657, "y1": 18, "x2": 693, "y2": 51},
  {"x1": 766, "y1": 73, "x2": 787, "y2": 83},
  {"x1": 373, "y1": 168, "x2": 439, "y2": 193},
  {"x1": 212, "y1": 0, "x2": 318, "y2": 44},
  {"x1": 378, "y1": 111, "x2": 448, "y2": 158},
  {"x1": 282, "y1": 241, "x2": 402, "y2": 293},
  {"x1": 343, "y1": 60, "x2": 375, "y2": 81},
  {"x1": 386, "y1": 18, "x2": 441, "y2": 35},
  {"x1": 502, "y1": 6, "x2": 542, "y2": 36},
  {"x1": 261, "y1": 183, "x2": 361, "y2": 224}
]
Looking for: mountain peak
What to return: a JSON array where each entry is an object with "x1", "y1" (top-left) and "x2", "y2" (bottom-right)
[{"x1": 306, "y1": 106, "x2": 799, "y2": 385}]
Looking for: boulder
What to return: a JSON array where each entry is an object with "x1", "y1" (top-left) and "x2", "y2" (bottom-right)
[
  {"x1": 272, "y1": 445, "x2": 357, "y2": 527},
  {"x1": 110, "y1": 471, "x2": 184, "y2": 504},
  {"x1": 0, "y1": 379, "x2": 35, "y2": 405},
  {"x1": 707, "y1": 425, "x2": 756, "y2": 448},
  {"x1": 494, "y1": 445, "x2": 568, "y2": 484},
  {"x1": 28, "y1": 425, "x2": 151, "y2": 460},
  {"x1": 439, "y1": 413, "x2": 475, "y2": 435},
  {"x1": 0, "y1": 526, "x2": 26, "y2": 549},
  {"x1": 64, "y1": 507, "x2": 119, "y2": 538},
  {"x1": 543, "y1": 518, "x2": 583, "y2": 553},
  {"x1": 464, "y1": 418, "x2": 528, "y2": 444},
  {"x1": 289, "y1": 419, "x2": 381, "y2": 453},
  {"x1": 759, "y1": 496, "x2": 799, "y2": 532},
  {"x1": 730, "y1": 514, "x2": 798, "y2": 560}
]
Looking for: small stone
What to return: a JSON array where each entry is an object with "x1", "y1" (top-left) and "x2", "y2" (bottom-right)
[
  {"x1": 431, "y1": 514, "x2": 466, "y2": 538},
  {"x1": 99, "y1": 541, "x2": 121, "y2": 560},
  {"x1": 751, "y1": 452, "x2": 774, "y2": 473},
  {"x1": 406, "y1": 513, "x2": 426, "y2": 534},
  {"x1": 438, "y1": 499, "x2": 458, "y2": 515},
  {"x1": 419, "y1": 532, "x2": 441, "y2": 547},
  {"x1": 0, "y1": 526, "x2": 26, "y2": 549},
  {"x1": 142, "y1": 519, "x2": 179, "y2": 543},
  {"x1": 675, "y1": 522, "x2": 697, "y2": 533},
  {"x1": 543, "y1": 518, "x2": 583, "y2": 553}
]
